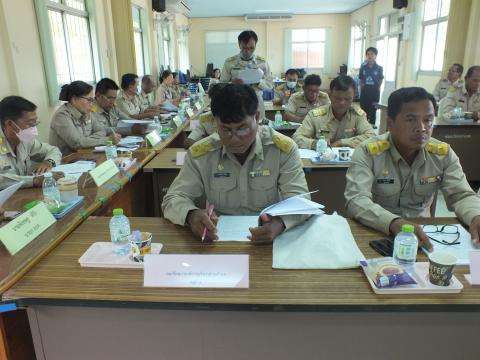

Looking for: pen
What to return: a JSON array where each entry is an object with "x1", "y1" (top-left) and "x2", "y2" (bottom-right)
[{"x1": 201, "y1": 203, "x2": 215, "y2": 242}]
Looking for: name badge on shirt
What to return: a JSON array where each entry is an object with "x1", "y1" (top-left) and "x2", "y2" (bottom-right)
[
  {"x1": 376, "y1": 178, "x2": 394, "y2": 184},
  {"x1": 420, "y1": 175, "x2": 442, "y2": 185},
  {"x1": 214, "y1": 172, "x2": 230, "y2": 178},
  {"x1": 249, "y1": 170, "x2": 271, "y2": 178}
]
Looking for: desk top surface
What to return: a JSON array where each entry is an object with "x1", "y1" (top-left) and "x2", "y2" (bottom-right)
[{"x1": 4, "y1": 217, "x2": 478, "y2": 311}]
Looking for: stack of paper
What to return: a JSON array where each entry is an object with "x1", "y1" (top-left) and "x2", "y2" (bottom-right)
[
  {"x1": 94, "y1": 145, "x2": 139, "y2": 152},
  {"x1": 162, "y1": 101, "x2": 178, "y2": 112},
  {"x1": 118, "y1": 136, "x2": 144, "y2": 146},
  {"x1": 216, "y1": 216, "x2": 258, "y2": 242},
  {"x1": 261, "y1": 193, "x2": 324, "y2": 216},
  {"x1": 117, "y1": 119, "x2": 153, "y2": 128},
  {"x1": 52, "y1": 161, "x2": 96, "y2": 181}
]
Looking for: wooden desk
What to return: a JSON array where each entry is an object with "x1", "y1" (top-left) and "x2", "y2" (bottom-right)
[
  {"x1": 264, "y1": 101, "x2": 284, "y2": 120},
  {"x1": 3, "y1": 217, "x2": 479, "y2": 360},
  {"x1": 144, "y1": 148, "x2": 349, "y2": 217},
  {"x1": 433, "y1": 123, "x2": 480, "y2": 181},
  {"x1": 375, "y1": 103, "x2": 388, "y2": 134}
]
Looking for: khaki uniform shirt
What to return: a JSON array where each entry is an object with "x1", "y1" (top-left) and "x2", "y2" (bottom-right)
[
  {"x1": 162, "y1": 126, "x2": 309, "y2": 230},
  {"x1": 155, "y1": 84, "x2": 176, "y2": 105},
  {"x1": 0, "y1": 127, "x2": 62, "y2": 189},
  {"x1": 344, "y1": 132, "x2": 480, "y2": 234},
  {"x1": 432, "y1": 79, "x2": 454, "y2": 102},
  {"x1": 116, "y1": 90, "x2": 143, "y2": 117},
  {"x1": 172, "y1": 85, "x2": 189, "y2": 98},
  {"x1": 285, "y1": 91, "x2": 330, "y2": 120},
  {"x1": 138, "y1": 91, "x2": 155, "y2": 112},
  {"x1": 220, "y1": 54, "x2": 273, "y2": 91},
  {"x1": 274, "y1": 83, "x2": 303, "y2": 105},
  {"x1": 90, "y1": 101, "x2": 132, "y2": 136},
  {"x1": 187, "y1": 111, "x2": 217, "y2": 143},
  {"x1": 49, "y1": 103, "x2": 108, "y2": 156},
  {"x1": 438, "y1": 83, "x2": 480, "y2": 122},
  {"x1": 292, "y1": 104, "x2": 375, "y2": 149}
]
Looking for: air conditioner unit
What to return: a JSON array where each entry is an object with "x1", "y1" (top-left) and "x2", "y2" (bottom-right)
[
  {"x1": 166, "y1": 0, "x2": 191, "y2": 16},
  {"x1": 244, "y1": 13, "x2": 293, "y2": 22}
]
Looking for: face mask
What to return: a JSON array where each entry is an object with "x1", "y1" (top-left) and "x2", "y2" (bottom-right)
[
  {"x1": 240, "y1": 53, "x2": 255, "y2": 61},
  {"x1": 13, "y1": 122, "x2": 38, "y2": 144},
  {"x1": 286, "y1": 81, "x2": 297, "y2": 89}
]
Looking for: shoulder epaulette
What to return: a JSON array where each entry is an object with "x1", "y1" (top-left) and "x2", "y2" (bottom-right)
[
  {"x1": 352, "y1": 105, "x2": 365, "y2": 116},
  {"x1": 226, "y1": 55, "x2": 237, "y2": 62},
  {"x1": 200, "y1": 112, "x2": 214, "y2": 124},
  {"x1": 91, "y1": 104, "x2": 98, "y2": 113},
  {"x1": 256, "y1": 55, "x2": 265, "y2": 61},
  {"x1": 190, "y1": 141, "x2": 215, "y2": 158},
  {"x1": 448, "y1": 85, "x2": 458, "y2": 93},
  {"x1": 367, "y1": 140, "x2": 390, "y2": 156},
  {"x1": 272, "y1": 133, "x2": 294, "y2": 153},
  {"x1": 425, "y1": 142, "x2": 449, "y2": 156},
  {"x1": 311, "y1": 107, "x2": 327, "y2": 117}
]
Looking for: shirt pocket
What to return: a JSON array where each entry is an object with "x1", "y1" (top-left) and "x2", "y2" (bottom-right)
[
  {"x1": 412, "y1": 182, "x2": 439, "y2": 208},
  {"x1": 209, "y1": 175, "x2": 237, "y2": 209},
  {"x1": 372, "y1": 180, "x2": 400, "y2": 208},
  {"x1": 249, "y1": 175, "x2": 279, "y2": 209}
]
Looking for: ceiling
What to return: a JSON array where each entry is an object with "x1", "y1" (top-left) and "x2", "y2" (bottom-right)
[{"x1": 173, "y1": 0, "x2": 373, "y2": 18}]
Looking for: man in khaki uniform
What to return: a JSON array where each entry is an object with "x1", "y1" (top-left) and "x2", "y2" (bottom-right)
[
  {"x1": 220, "y1": 30, "x2": 273, "y2": 121},
  {"x1": 116, "y1": 73, "x2": 158, "y2": 120},
  {"x1": 345, "y1": 87, "x2": 480, "y2": 250},
  {"x1": 273, "y1": 69, "x2": 302, "y2": 105},
  {"x1": 284, "y1": 74, "x2": 330, "y2": 123},
  {"x1": 162, "y1": 84, "x2": 309, "y2": 244},
  {"x1": 138, "y1": 75, "x2": 161, "y2": 113},
  {"x1": 92, "y1": 78, "x2": 148, "y2": 136},
  {"x1": 183, "y1": 111, "x2": 217, "y2": 149},
  {"x1": 438, "y1": 65, "x2": 480, "y2": 122},
  {"x1": 432, "y1": 63, "x2": 463, "y2": 102},
  {"x1": 293, "y1": 75, "x2": 374, "y2": 149},
  {"x1": 0, "y1": 96, "x2": 62, "y2": 189}
]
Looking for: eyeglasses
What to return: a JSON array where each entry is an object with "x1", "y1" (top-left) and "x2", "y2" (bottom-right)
[
  {"x1": 100, "y1": 94, "x2": 117, "y2": 101},
  {"x1": 80, "y1": 96, "x2": 95, "y2": 103},
  {"x1": 422, "y1": 224, "x2": 460, "y2": 246},
  {"x1": 217, "y1": 126, "x2": 252, "y2": 139}
]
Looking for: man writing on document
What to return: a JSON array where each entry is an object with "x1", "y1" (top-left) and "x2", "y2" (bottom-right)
[
  {"x1": 345, "y1": 87, "x2": 480, "y2": 250},
  {"x1": 162, "y1": 84, "x2": 309, "y2": 244}
]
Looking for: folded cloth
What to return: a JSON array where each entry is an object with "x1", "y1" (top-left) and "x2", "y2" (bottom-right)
[{"x1": 273, "y1": 213, "x2": 365, "y2": 269}]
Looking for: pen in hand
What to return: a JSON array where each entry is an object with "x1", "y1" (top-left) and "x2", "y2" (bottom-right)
[{"x1": 201, "y1": 203, "x2": 215, "y2": 242}]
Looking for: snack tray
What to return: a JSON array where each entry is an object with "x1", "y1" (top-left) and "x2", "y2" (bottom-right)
[
  {"x1": 362, "y1": 262, "x2": 463, "y2": 294},
  {"x1": 79, "y1": 242, "x2": 163, "y2": 269}
]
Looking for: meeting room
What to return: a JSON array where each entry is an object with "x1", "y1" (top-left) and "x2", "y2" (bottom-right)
[{"x1": 0, "y1": 0, "x2": 480, "y2": 359}]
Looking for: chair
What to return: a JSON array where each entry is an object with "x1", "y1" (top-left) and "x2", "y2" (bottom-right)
[{"x1": 205, "y1": 63, "x2": 214, "y2": 78}]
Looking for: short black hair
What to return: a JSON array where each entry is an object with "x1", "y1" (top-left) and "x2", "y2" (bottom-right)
[
  {"x1": 452, "y1": 63, "x2": 464, "y2": 74},
  {"x1": 160, "y1": 70, "x2": 173, "y2": 82},
  {"x1": 141, "y1": 75, "x2": 154, "y2": 84},
  {"x1": 0, "y1": 96, "x2": 37, "y2": 125},
  {"x1": 59, "y1": 81, "x2": 93, "y2": 101},
  {"x1": 238, "y1": 30, "x2": 258, "y2": 44},
  {"x1": 95, "y1": 78, "x2": 119, "y2": 95},
  {"x1": 211, "y1": 84, "x2": 258, "y2": 123},
  {"x1": 208, "y1": 83, "x2": 227, "y2": 100},
  {"x1": 120, "y1": 73, "x2": 138, "y2": 90},
  {"x1": 365, "y1": 47, "x2": 378, "y2": 56},
  {"x1": 304, "y1": 74, "x2": 321, "y2": 88},
  {"x1": 465, "y1": 65, "x2": 480, "y2": 78},
  {"x1": 387, "y1": 87, "x2": 436, "y2": 120},
  {"x1": 285, "y1": 68, "x2": 299, "y2": 77},
  {"x1": 172, "y1": 72, "x2": 178, "y2": 78},
  {"x1": 330, "y1": 75, "x2": 356, "y2": 92}
]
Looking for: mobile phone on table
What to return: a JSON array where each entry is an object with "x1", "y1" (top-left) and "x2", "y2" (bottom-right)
[{"x1": 369, "y1": 238, "x2": 394, "y2": 257}]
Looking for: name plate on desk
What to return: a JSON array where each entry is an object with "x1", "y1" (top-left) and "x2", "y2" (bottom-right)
[
  {"x1": 146, "y1": 130, "x2": 162, "y2": 147},
  {"x1": 186, "y1": 108, "x2": 195, "y2": 118},
  {"x1": 194, "y1": 102, "x2": 202, "y2": 111},
  {"x1": 144, "y1": 254, "x2": 249, "y2": 288},
  {"x1": 172, "y1": 116, "x2": 182, "y2": 128},
  {"x1": 89, "y1": 159, "x2": 119, "y2": 187},
  {"x1": 0, "y1": 202, "x2": 56, "y2": 255}
]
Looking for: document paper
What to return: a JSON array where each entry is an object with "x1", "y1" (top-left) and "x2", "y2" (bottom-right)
[{"x1": 216, "y1": 216, "x2": 258, "y2": 241}]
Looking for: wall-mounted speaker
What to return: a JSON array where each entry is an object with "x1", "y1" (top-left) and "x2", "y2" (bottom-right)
[
  {"x1": 152, "y1": 0, "x2": 166, "y2": 12},
  {"x1": 393, "y1": 0, "x2": 408, "y2": 9}
]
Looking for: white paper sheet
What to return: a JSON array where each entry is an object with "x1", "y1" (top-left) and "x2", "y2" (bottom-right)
[
  {"x1": 0, "y1": 181, "x2": 23, "y2": 207},
  {"x1": 238, "y1": 68, "x2": 264, "y2": 84},
  {"x1": 118, "y1": 136, "x2": 144, "y2": 145},
  {"x1": 117, "y1": 119, "x2": 153, "y2": 128},
  {"x1": 261, "y1": 193, "x2": 324, "y2": 216},
  {"x1": 162, "y1": 100, "x2": 178, "y2": 112},
  {"x1": 216, "y1": 216, "x2": 258, "y2": 241},
  {"x1": 52, "y1": 161, "x2": 96, "y2": 181},
  {"x1": 298, "y1": 149, "x2": 317, "y2": 159},
  {"x1": 175, "y1": 151, "x2": 187, "y2": 166},
  {"x1": 94, "y1": 145, "x2": 139, "y2": 152}
]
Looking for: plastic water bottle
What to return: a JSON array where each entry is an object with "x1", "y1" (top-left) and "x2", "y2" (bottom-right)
[
  {"x1": 42, "y1": 172, "x2": 61, "y2": 204},
  {"x1": 316, "y1": 135, "x2": 328, "y2": 156},
  {"x1": 105, "y1": 140, "x2": 117, "y2": 160},
  {"x1": 393, "y1": 224, "x2": 418, "y2": 268},
  {"x1": 153, "y1": 115, "x2": 162, "y2": 133},
  {"x1": 109, "y1": 208, "x2": 131, "y2": 255},
  {"x1": 274, "y1": 111, "x2": 283, "y2": 127}
]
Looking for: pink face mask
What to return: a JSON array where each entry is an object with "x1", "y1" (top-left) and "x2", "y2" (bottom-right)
[{"x1": 13, "y1": 123, "x2": 38, "y2": 144}]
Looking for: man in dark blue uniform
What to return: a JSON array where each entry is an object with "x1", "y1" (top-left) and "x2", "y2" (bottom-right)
[{"x1": 359, "y1": 47, "x2": 384, "y2": 128}]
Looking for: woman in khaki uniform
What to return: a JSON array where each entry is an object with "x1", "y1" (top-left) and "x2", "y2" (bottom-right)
[
  {"x1": 154, "y1": 70, "x2": 180, "y2": 106},
  {"x1": 49, "y1": 81, "x2": 119, "y2": 156}
]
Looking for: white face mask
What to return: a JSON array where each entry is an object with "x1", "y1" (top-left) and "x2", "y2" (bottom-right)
[
  {"x1": 286, "y1": 81, "x2": 297, "y2": 89},
  {"x1": 13, "y1": 122, "x2": 38, "y2": 144}
]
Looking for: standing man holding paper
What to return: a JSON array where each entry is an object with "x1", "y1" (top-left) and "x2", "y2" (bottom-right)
[
  {"x1": 0, "y1": 96, "x2": 63, "y2": 189},
  {"x1": 220, "y1": 30, "x2": 273, "y2": 121},
  {"x1": 162, "y1": 84, "x2": 309, "y2": 244}
]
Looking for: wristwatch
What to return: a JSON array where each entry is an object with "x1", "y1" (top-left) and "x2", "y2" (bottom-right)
[{"x1": 46, "y1": 159, "x2": 56, "y2": 167}]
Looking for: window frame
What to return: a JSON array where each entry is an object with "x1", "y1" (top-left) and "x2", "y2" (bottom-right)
[
  {"x1": 290, "y1": 28, "x2": 327, "y2": 71},
  {"x1": 350, "y1": 23, "x2": 367, "y2": 69},
  {"x1": 132, "y1": 5, "x2": 146, "y2": 76},
  {"x1": 418, "y1": 0, "x2": 450, "y2": 74}
]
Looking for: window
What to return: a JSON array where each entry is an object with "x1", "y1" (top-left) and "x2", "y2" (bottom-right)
[
  {"x1": 156, "y1": 17, "x2": 174, "y2": 71},
  {"x1": 419, "y1": 0, "x2": 450, "y2": 72},
  {"x1": 205, "y1": 31, "x2": 239, "y2": 70},
  {"x1": 375, "y1": 14, "x2": 400, "y2": 83},
  {"x1": 291, "y1": 29, "x2": 326, "y2": 69},
  {"x1": 46, "y1": 0, "x2": 96, "y2": 85},
  {"x1": 350, "y1": 24, "x2": 366, "y2": 69},
  {"x1": 177, "y1": 27, "x2": 190, "y2": 72},
  {"x1": 132, "y1": 6, "x2": 145, "y2": 76}
]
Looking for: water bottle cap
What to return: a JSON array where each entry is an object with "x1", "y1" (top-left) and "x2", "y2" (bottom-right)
[
  {"x1": 44, "y1": 172, "x2": 52, "y2": 177},
  {"x1": 319, "y1": 135, "x2": 326, "y2": 140},
  {"x1": 106, "y1": 140, "x2": 113, "y2": 145},
  {"x1": 401, "y1": 224, "x2": 414, "y2": 233},
  {"x1": 113, "y1": 208, "x2": 124, "y2": 216}
]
